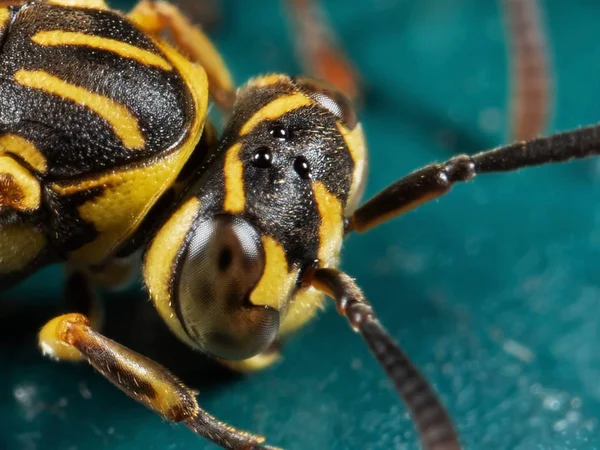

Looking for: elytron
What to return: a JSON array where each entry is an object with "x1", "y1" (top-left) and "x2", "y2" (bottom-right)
[{"x1": 0, "y1": 1, "x2": 598, "y2": 449}]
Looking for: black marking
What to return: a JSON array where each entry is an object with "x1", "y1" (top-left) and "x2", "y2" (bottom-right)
[
  {"x1": 217, "y1": 246, "x2": 232, "y2": 272},
  {"x1": 45, "y1": 184, "x2": 101, "y2": 256},
  {"x1": 0, "y1": 2, "x2": 197, "y2": 180},
  {"x1": 238, "y1": 105, "x2": 354, "y2": 267},
  {"x1": 180, "y1": 81, "x2": 356, "y2": 274}
]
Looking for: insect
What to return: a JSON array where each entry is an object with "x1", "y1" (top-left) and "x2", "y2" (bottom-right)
[{"x1": 1, "y1": 0, "x2": 598, "y2": 449}]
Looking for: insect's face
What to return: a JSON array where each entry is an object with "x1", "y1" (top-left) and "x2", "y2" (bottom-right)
[
  {"x1": 174, "y1": 213, "x2": 277, "y2": 360},
  {"x1": 145, "y1": 75, "x2": 368, "y2": 360}
]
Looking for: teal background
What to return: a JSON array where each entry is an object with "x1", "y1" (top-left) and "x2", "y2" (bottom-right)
[{"x1": 2, "y1": 0, "x2": 600, "y2": 449}]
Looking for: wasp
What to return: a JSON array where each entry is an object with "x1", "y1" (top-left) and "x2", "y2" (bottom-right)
[{"x1": 0, "y1": 0, "x2": 597, "y2": 449}]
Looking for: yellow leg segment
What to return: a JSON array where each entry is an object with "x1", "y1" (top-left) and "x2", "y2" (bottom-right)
[
  {"x1": 128, "y1": 0, "x2": 235, "y2": 111},
  {"x1": 38, "y1": 313, "x2": 279, "y2": 449}
]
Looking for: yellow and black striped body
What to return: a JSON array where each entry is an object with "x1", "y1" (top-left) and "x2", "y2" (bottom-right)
[
  {"x1": 0, "y1": 1, "x2": 368, "y2": 368},
  {"x1": 0, "y1": 1, "x2": 208, "y2": 284},
  {"x1": 145, "y1": 74, "x2": 368, "y2": 357}
]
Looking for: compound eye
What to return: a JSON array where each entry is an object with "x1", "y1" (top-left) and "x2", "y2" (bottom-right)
[
  {"x1": 175, "y1": 215, "x2": 279, "y2": 360},
  {"x1": 293, "y1": 76, "x2": 358, "y2": 129}
]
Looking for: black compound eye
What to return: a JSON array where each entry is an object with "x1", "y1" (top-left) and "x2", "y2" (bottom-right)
[
  {"x1": 269, "y1": 124, "x2": 288, "y2": 140},
  {"x1": 294, "y1": 156, "x2": 311, "y2": 179},
  {"x1": 252, "y1": 147, "x2": 272, "y2": 168}
]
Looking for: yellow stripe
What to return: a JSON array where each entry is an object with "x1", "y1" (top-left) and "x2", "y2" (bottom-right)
[
  {"x1": 223, "y1": 143, "x2": 245, "y2": 213},
  {"x1": 313, "y1": 182, "x2": 344, "y2": 267},
  {"x1": 279, "y1": 288, "x2": 325, "y2": 337},
  {"x1": 15, "y1": 70, "x2": 144, "y2": 150},
  {"x1": 52, "y1": 39, "x2": 208, "y2": 265},
  {"x1": 0, "y1": 134, "x2": 47, "y2": 173},
  {"x1": 46, "y1": 0, "x2": 107, "y2": 8},
  {"x1": 144, "y1": 197, "x2": 200, "y2": 348},
  {"x1": 336, "y1": 122, "x2": 367, "y2": 215},
  {"x1": 0, "y1": 8, "x2": 10, "y2": 31},
  {"x1": 249, "y1": 236, "x2": 298, "y2": 310},
  {"x1": 32, "y1": 31, "x2": 173, "y2": 71},
  {"x1": 247, "y1": 74, "x2": 290, "y2": 88},
  {"x1": 240, "y1": 93, "x2": 312, "y2": 135}
]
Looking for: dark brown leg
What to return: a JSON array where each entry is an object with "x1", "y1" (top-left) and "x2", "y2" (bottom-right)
[
  {"x1": 349, "y1": 124, "x2": 600, "y2": 232},
  {"x1": 63, "y1": 267, "x2": 104, "y2": 330},
  {"x1": 38, "y1": 313, "x2": 279, "y2": 450},
  {"x1": 503, "y1": 0, "x2": 551, "y2": 141},
  {"x1": 310, "y1": 268, "x2": 461, "y2": 450}
]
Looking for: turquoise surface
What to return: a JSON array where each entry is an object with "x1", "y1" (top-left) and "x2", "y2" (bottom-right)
[{"x1": 2, "y1": 1, "x2": 600, "y2": 449}]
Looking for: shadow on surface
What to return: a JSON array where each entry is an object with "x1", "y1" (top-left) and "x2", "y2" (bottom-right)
[
  {"x1": 365, "y1": 83, "x2": 493, "y2": 155},
  {"x1": 0, "y1": 289, "x2": 240, "y2": 390}
]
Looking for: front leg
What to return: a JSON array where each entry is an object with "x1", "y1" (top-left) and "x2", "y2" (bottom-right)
[
  {"x1": 310, "y1": 268, "x2": 460, "y2": 450},
  {"x1": 38, "y1": 313, "x2": 278, "y2": 450}
]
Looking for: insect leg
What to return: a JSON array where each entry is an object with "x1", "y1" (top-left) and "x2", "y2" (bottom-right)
[
  {"x1": 348, "y1": 124, "x2": 600, "y2": 233},
  {"x1": 503, "y1": 0, "x2": 551, "y2": 141},
  {"x1": 128, "y1": 0, "x2": 235, "y2": 111},
  {"x1": 310, "y1": 267, "x2": 461, "y2": 450},
  {"x1": 38, "y1": 313, "x2": 279, "y2": 450},
  {"x1": 284, "y1": 0, "x2": 361, "y2": 102},
  {"x1": 63, "y1": 267, "x2": 104, "y2": 331},
  {"x1": 62, "y1": 257, "x2": 139, "y2": 330}
]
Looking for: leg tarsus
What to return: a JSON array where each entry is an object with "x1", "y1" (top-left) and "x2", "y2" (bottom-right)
[{"x1": 38, "y1": 313, "x2": 276, "y2": 449}]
